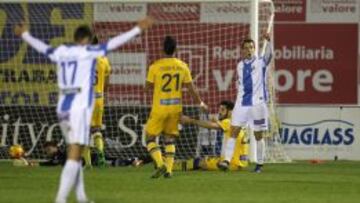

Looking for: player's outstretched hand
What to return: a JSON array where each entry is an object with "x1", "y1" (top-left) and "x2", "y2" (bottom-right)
[
  {"x1": 200, "y1": 101, "x2": 208, "y2": 112},
  {"x1": 138, "y1": 16, "x2": 155, "y2": 31},
  {"x1": 14, "y1": 22, "x2": 27, "y2": 37},
  {"x1": 181, "y1": 115, "x2": 193, "y2": 124},
  {"x1": 209, "y1": 115, "x2": 218, "y2": 123}
]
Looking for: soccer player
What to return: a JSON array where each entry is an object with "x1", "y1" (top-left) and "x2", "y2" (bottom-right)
[
  {"x1": 82, "y1": 35, "x2": 111, "y2": 168},
  {"x1": 217, "y1": 34, "x2": 272, "y2": 173},
  {"x1": 25, "y1": 141, "x2": 67, "y2": 167},
  {"x1": 145, "y1": 36, "x2": 207, "y2": 178},
  {"x1": 181, "y1": 101, "x2": 249, "y2": 171},
  {"x1": 14, "y1": 16, "x2": 154, "y2": 203}
]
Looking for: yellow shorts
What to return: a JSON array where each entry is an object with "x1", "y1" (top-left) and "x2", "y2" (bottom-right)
[
  {"x1": 91, "y1": 98, "x2": 104, "y2": 127},
  {"x1": 145, "y1": 110, "x2": 181, "y2": 136}
]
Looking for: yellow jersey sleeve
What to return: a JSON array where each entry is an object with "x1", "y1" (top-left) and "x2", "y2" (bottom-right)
[
  {"x1": 146, "y1": 65, "x2": 156, "y2": 83},
  {"x1": 218, "y1": 119, "x2": 231, "y2": 133}
]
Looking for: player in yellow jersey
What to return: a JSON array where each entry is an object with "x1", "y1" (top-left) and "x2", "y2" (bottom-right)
[
  {"x1": 145, "y1": 36, "x2": 207, "y2": 178},
  {"x1": 181, "y1": 101, "x2": 249, "y2": 171},
  {"x1": 83, "y1": 35, "x2": 111, "y2": 168}
]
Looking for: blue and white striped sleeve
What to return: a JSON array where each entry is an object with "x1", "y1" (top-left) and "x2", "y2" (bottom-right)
[
  {"x1": 87, "y1": 43, "x2": 107, "y2": 58},
  {"x1": 87, "y1": 26, "x2": 141, "y2": 58},
  {"x1": 263, "y1": 43, "x2": 273, "y2": 66},
  {"x1": 46, "y1": 47, "x2": 58, "y2": 62},
  {"x1": 22, "y1": 31, "x2": 60, "y2": 62}
]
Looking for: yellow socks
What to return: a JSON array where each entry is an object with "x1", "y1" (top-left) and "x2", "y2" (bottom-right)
[
  {"x1": 147, "y1": 141, "x2": 164, "y2": 168},
  {"x1": 82, "y1": 147, "x2": 92, "y2": 167},
  {"x1": 93, "y1": 132, "x2": 104, "y2": 153},
  {"x1": 164, "y1": 144, "x2": 175, "y2": 174}
]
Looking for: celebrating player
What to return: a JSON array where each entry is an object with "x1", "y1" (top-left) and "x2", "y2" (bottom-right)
[
  {"x1": 14, "y1": 16, "x2": 154, "y2": 203},
  {"x1": 181, "y1": 100, "x2": 249, "y2": 171},
  {"x1": 82, "y1": 35, "x2": 111, "y2": 168},
  {"x1": 217, "y1": 34, "x2": 272, "y2": 173},
  {"x1": 145, "y1": 36, "x2": 207, "y2": 178}
]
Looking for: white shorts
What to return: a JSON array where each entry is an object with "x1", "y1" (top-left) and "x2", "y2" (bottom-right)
[
  {"x1": 231, "y1": 103, "x2": 268, "y2": 132},
  {"x1": 56, "y1": 92, "x2": 94, "y2": 146}
]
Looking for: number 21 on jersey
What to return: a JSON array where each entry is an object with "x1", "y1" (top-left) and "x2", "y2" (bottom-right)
[{"x1": 161, "y1": 73, "x2": 180, "y2": 92}]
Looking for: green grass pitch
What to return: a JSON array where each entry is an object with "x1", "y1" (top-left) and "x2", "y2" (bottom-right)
[{"x1": 0, "y1": 161, "x2": 359, "y2": 203}]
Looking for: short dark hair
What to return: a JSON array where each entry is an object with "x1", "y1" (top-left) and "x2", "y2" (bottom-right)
[
  {"x1": 241, "y1": 38, "x2": 255, "y2": 48},
  {"x1": 74, "y1": 25, "x2": 93, "y2": 42},
  {"x1": 92, "y1": 35, "x2": 99, "y2": 45},
  {"x1": 219, "y1": 101, "x2": 234, "y2": 111},
  {"x1": 163, "y1": 36, "x2": 176, "y2": 55},
  {"x1": 44, "y1": 141, "x2": 57, "y2": 148}
]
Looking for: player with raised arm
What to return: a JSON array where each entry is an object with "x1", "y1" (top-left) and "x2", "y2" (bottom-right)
[
  {"x1": 14, "y1": 17, "x2": 154, "y2": 203},
  {"x1": 181, "y1": 101, "x2": 249, "y2": 170},
  {"x1": 217, "y1": 34, "x2": 272, "y2": 173},
  {"x1": 145, "y1": 36, "x2": 207, "y2": 178},
  {"x1": 82, "y1": 35, "x2": 111, "y2": 168}
]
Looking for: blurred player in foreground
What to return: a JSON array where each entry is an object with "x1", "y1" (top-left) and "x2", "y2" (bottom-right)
[
  {"x1": 15, "y1": 16, "x2": 154, "y2": 203},
  {"x1": 181, "y1": 101, "x2": 249, "y2": 171},
  {"x1": 82, "y1": 35, "x2": 112, "y2": 168},
  {"x1": 145, "y1": 36, "x2": 207, "y2": 178},
  {"x1": 218, "y1": 34, "x2": 272, "y2": 173}
]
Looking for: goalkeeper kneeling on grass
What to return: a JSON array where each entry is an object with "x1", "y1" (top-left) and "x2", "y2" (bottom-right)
[{"x1": 180, "y1": 101, "x2": 249, "y2": 171}]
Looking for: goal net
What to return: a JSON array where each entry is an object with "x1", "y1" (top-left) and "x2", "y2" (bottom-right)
[{"x1": 0, "y1": 0, "x2": 290, "y2": 163}]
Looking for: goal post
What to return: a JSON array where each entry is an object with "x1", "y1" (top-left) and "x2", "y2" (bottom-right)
[{"x1": 0, "y1": 0, "x2": 290, "y2": 163}]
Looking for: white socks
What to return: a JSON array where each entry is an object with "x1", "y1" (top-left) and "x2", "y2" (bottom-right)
[
  {"x1": 55, "y1": 160, "x2": 87, "y2": 203},
  {"x1": 224, "y1": 137, "x2": 236, "y2": 162},
  {"x1": 75, "y1": 162, "x2": 87, "y2": 202},
  {"x1": 256, "y1": 139, "x2": 265, "y2": 165}
]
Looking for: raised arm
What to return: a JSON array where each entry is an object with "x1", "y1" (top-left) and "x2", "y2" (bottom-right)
[
  {"x1": 106, "y1": 26, "x2": 141, "y2": 51},
  {"x1": 14, "y1": 23, "x2": 52, "y2": 54},
  {"x1": 106, "y1": 16, "x2": 154, "y2": 51},
  {"x1": 262, "y1": 33, "x2": 273, "y2": 66}
]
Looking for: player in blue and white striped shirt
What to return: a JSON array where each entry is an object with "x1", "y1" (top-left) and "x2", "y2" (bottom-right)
[
  {"x1": 15, "y1": 17, "x2": 154, "y2": 203},
  {"x1": 218, "y1": 34, "x2": 272, "y2": 173}
]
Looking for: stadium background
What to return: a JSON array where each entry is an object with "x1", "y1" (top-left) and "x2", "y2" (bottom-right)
[{"x1": 0, "y1": 0, "x2": 359, "y2": 160}]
